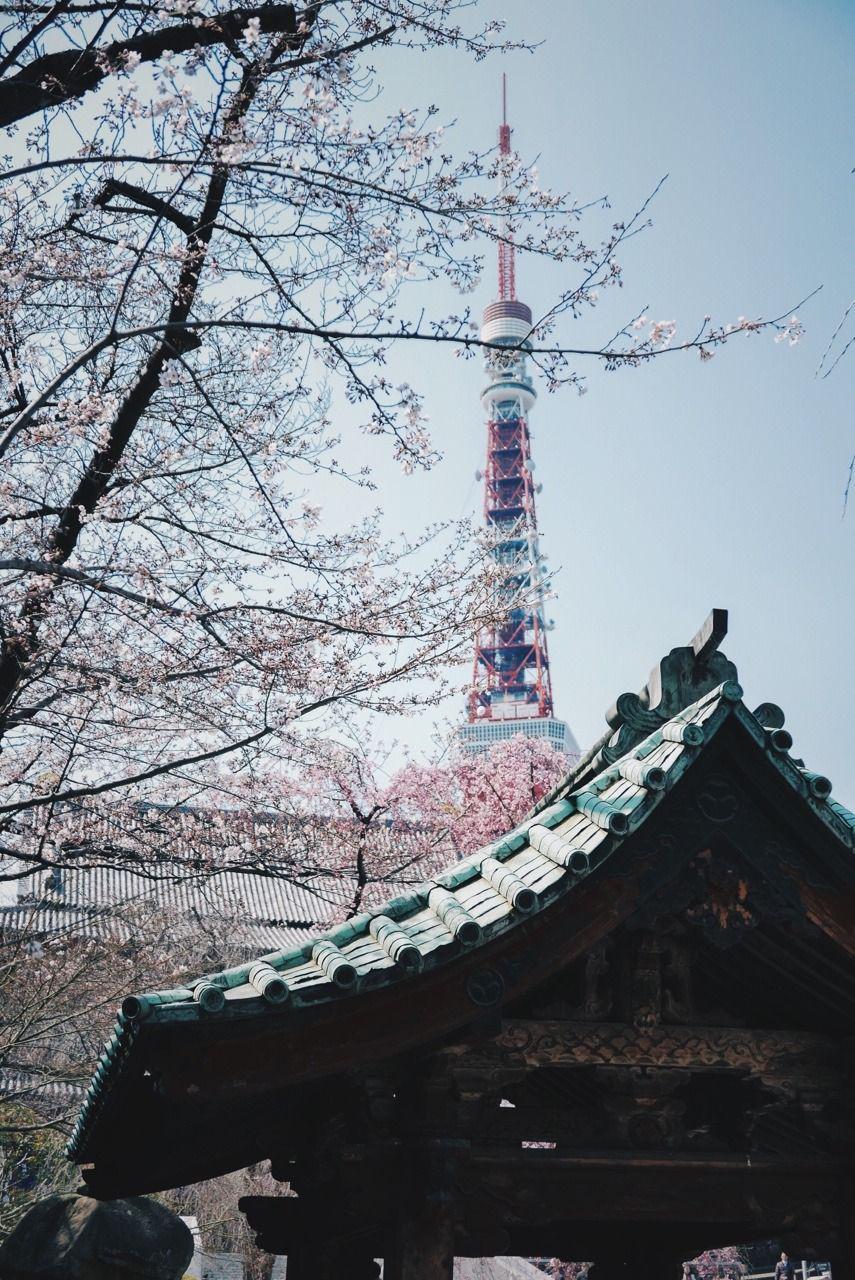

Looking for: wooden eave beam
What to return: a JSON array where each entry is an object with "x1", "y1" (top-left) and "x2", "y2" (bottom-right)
[{"x1": 443, "y1": 1019, "x2": 843, "y2": 1090}]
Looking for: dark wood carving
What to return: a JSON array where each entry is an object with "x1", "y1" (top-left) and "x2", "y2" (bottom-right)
[{"x1": 457, "y1": 1020, "x2": 843, "y2": 1089}]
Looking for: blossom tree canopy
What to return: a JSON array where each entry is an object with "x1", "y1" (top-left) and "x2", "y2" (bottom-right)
[
  {"x1": 0, "y1": 0, "x2": 802, "y2": 883},
  {"x1": 689, "y1": 1246, "x2": 747, "y2": 1278},
  {"x1": 388, "y1": 732, "x2": 571, "y2": 853},
  {"x1": 262, "y1": 730, "x2": 570, "y2": 915}
]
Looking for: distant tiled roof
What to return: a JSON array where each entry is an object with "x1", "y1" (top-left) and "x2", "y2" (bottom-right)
[
  {"x1": 0, "y1": 901, "x2": 132, "y2": 942},
  {"x1": 0, "y1": 1067, "x2": 85, "y2": 1110},
  {"x1": 2, "y1": 815, "x2": 451, "y2": 952},
  {"x1": 69, "y1": 636, "x2": 855, "y2": 1160}
]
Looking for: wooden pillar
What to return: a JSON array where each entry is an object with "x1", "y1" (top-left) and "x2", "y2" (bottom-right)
[
  {"x1": 280, "y1": 1241, "x2": 313, "y2": 1280},
  {"x1": 827, "y1": 1176, "x2": 855, "y2": 1276},
  {"x1": 288, "y1": 1240, "x2": 380, "y2": 1280},
  {"x1": 384, "y1": 1132, "x2": 463, "y2": 1280},
  {"x1": 386, "y1": 1195, "x2": 455, "y2": 1280}
]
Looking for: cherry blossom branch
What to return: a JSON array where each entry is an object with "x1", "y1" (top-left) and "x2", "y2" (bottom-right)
[
  {"x1": 816, "y1": 298, "x2": 854, "y2": 379},
  {"x1": 0, "y1": 0, "x2": 74, "y2": 79},
  {"x1": 0, "y1": 292, "x2": 818, "y2": 455},
  {"x1": 0, "y1": 48, "x2": 282, "y2": 732},
  {"x1": 0, "y1": 622, "x2": 479, "y2": 822},
  {"x1": 91, "y1": 178, "x2": 198, "y2": 235},
  {"x1": 0, "y1": 1, "x2": 316, "y2": 126},
  {"x1": 0, "y1": 557, "x2": 483, "y2": 642}
]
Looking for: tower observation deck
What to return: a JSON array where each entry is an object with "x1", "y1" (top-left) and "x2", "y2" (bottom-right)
[{"x1": 457, "y1": 82, "x2": 578, "y2": 759}]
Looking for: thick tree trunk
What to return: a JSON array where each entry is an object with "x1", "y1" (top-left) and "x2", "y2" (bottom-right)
[
  {"x1": 0, "y1": 4, "x2": 309, "y2": 128},
  {"x1": 0, "y1": 61, "x2": 259, "y2": 738}
]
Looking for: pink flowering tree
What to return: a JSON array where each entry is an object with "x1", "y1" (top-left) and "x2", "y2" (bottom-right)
[
  {"x1": 389, "y1": 732, "x2": 572, "y2": 854},
  {"x1": 277, "y1": 733, "x2": 451, "y2": 918},
  {"x1": 536, "y1": 1262, "x2": 589, "y2": 1280},
  {"x1": 689, "y1": 1246, "x2": 747, "y2": 1278},
  {"x1": 267, "y1": 730, "x2": 569, "y2": 916},
  {"x1": 536, "y1": 1245, "x2": 748, "y2": 1279},
  {"x1": 251, "y1": 729, "x2": 571, "y2": 918}
]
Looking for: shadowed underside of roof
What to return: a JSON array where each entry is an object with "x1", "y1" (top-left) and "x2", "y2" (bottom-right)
[{"x1": 68, "y1": 612, "x2": 855, "y2": 1169}]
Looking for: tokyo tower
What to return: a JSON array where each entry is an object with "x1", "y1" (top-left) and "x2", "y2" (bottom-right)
[{"x1": 457, "y1": 79, "x2": 578, "y2": 758}]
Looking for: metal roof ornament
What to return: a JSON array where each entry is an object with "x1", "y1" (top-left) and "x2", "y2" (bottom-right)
[{"x1": 570, "y1": 610, "x2": 739, "y2": 779}]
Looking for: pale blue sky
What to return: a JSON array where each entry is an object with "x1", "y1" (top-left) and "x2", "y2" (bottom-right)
[{"x1": 329, "y1": 0, "x2": 855, "y2": 796}]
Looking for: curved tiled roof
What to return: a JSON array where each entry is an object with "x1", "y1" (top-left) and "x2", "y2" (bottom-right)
[{"x1": 68, "y1": 670, "x2": 855, "y2": 1162}]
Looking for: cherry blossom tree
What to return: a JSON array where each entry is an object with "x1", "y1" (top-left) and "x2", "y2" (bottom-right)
[
  {"x1": 0, "y1": 0, "x2": 524, "y2": 885},
  {"x1": 688, "y1": 1247, "x2": 747, "y2": 1278},
  {"x1": 538, "y1": 1260, "x2": 589, "y2": 1280},
  {"x1": 275, "y1": 730, "x2": 452, "y2": 918},
  {"x1": 389, "y1": 731, "x2": 571, "y2": 853},
  {"x1": 0, "y1": 0, "x2": 805, "y2": 890},
  {"x1": 0, "y1": 891, "x2": 259, "y2": 1235},
  {"x1": 539, "y1": 1244, "x2": 748, "y2": 1279},
  {"x1": 170, "y1": 1161, "x2": 285, "y2": 1280},
  {"x1": 263, "y1": 728, "x2": 569, "y2": 918}
]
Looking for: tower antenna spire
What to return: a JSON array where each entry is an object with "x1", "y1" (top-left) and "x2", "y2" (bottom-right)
[{"x1": 496, "y1": 74, "x2": 514, "y2": 301}]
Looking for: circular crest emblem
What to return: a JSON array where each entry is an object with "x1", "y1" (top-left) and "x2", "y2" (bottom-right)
[
  {"x1": 695, "y1": 774, "x2": 739, "y2": 824},
  {"x1": 466, "y1": 968, "x2": 506, "y2": 1008}
]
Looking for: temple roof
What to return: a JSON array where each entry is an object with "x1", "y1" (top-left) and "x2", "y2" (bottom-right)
[{"x1": 67, "y1": 611, "x2": 855, "y2": 1181}]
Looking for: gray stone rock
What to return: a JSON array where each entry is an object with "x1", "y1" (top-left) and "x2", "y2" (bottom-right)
[{"x1": 0, "y1": 1192, "x2": 194, "y2": 1280}]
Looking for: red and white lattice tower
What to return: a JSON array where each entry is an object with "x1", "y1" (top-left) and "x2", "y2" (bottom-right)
[{"x1": 458, "y1": 79, "x2": 577, "y2": 757}]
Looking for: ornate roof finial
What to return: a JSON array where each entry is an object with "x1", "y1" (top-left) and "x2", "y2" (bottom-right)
[{"x1": 553, "y1": 610, "x2": 740, "y2": 790}]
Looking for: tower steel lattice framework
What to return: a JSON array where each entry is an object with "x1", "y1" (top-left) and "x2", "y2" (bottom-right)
[{"x1": 462, "y1": 82, "x2": 575, "y2": 756}]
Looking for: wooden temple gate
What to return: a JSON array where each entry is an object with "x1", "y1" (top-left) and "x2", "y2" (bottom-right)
[{"x1": 70, "y1": 616, "x2": 855, "y2": 1278}]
